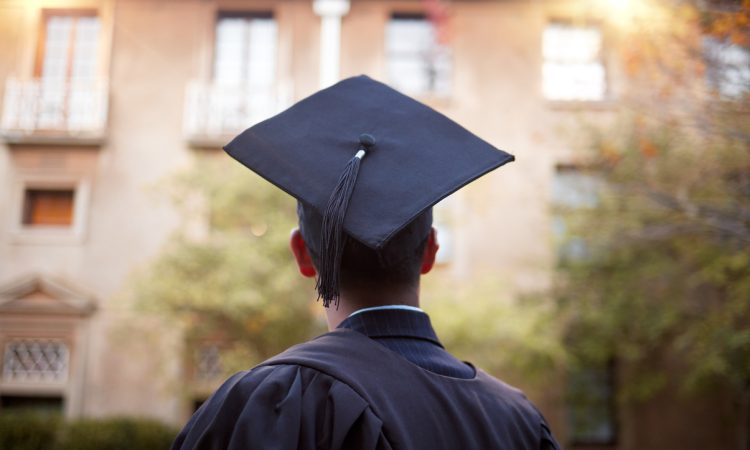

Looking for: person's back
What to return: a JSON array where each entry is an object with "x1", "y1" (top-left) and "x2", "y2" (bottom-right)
[
  {"x1": 174, "y1": 325, "x2": 557, "y2": 449},
  {"x1": 171, "y1": 76, "x2": 562, "y2": 450}
]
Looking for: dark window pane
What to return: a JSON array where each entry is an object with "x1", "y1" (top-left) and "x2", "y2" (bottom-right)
[
  {"x1": 0, "y1": 395, "x2": 64, "y2": 413},
  {"x1": 551, "y1": 166, "x2": 603, "y2": 264},
  {"x1": 567, "y1": 361, "x2": 617, "y2": 445}
]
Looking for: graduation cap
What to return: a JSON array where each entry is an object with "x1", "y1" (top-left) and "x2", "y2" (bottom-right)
[{"x1": 224, "y1": 75, "x2": 514, "y2": 308}]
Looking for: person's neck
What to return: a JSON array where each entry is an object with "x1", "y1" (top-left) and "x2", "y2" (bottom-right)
[{"x1": 324, "y1": 284, "x2": 420, "y2": 331}]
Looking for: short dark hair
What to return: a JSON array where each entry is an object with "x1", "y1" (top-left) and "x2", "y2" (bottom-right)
[
  {"x1": 298, "y1": 203, "x2": 431, "y2": 290},
  {"x1": 337, "y1": 232, "x2": 429, "y2": 289}
]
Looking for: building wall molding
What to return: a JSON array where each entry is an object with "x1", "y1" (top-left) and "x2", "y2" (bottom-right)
[{"x1": 0, "y1": 273, "x2": 97, "y2": 317}]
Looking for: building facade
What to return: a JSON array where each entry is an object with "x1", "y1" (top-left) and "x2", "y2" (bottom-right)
[{"x1": 0, "y1": 0, "x2": 739, "y2": 448}]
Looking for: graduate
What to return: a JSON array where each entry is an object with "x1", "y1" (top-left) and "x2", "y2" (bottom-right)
[{"x1": 172, "y1": 75, "x2": 561, "y2": 450}]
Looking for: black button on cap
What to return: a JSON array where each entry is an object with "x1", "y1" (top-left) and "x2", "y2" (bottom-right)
[{"x1": 359, "y1": 133, "x2": 376, "y2": 148}]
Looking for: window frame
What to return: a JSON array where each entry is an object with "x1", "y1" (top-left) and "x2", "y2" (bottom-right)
[
  {"x1": 385, "y1": 12, "x2": 453, "y2": 98},
  {"x1": 211, "y1": 10, "x2": 277, "y2": 85},
  {"x1": 542, "y1": 19, "x2": 610, "y2": 105},
  {"x1": 2, "y1": 337, "x2": 71, "y2": 385},
  {"x1": 0, "y1": 332, "x2": 74, "y2": 414},
  {"x1": 9, "y1": 174, "x2": 91, "y2": 245},
  {"x1": 550, "y1": 164, "x2": 605, "y2": 264},
  {"x1": 34, "y1": 9, "x2": 99, "y2": 79},
  {"x1": 182, "y1": 9, "x2": 280, "y2": 141},
  {"x1": 22, "y1": 188, "x2": 76, "y2": 227},
  {"x1": 0, "y1": 275, "x2": 96, "y2": 418}
]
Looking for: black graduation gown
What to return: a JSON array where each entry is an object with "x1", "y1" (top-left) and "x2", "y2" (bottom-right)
[{"x1": 172, "y1": 327, "x2": 560, "y2": 450}]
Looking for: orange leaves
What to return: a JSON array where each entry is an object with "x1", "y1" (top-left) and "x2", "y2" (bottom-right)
[
  {"x1": 599, "y1": 141, "x2": 622, "y2": 165},
  {"x1": 622, "y1": 45, "x2": 644, "y2": 77},
  {"x1": 703, "y1": 2, "x2": 750, "y2": 46},
  {"x1": 639, "y1": 138, "x2": 659, "y2": 159},
  {"x1": 730, "y1": 31, "x2": 749, "y2": 46}
]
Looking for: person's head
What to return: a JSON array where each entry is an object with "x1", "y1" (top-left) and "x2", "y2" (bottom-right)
[
  {"x1": 224, "y1": 76, "x2": 514, "y2": 312},
  {"x1": 290, "y1": 203, "x2": 439, "y2": 301}
]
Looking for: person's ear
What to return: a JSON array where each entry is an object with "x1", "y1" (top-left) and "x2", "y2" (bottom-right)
[
  {"x1": 290, "y1": 229, "x2": 317, "y2": 278},
  {"x1": 420, "y1": 227, "x2": 439, "y2": 274}
]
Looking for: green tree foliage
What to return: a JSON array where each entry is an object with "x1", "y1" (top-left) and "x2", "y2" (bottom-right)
[
  {"x1": 555, "y1": 0, "x2": 750, "y2": 402},
  {"x1": 0, "y1": 414, "x2": 176, "y2": 450},
  {"x1": 135, "y1": 156, "x2": 325, "y2": 376},
  {"x1": 136, "y1": 154, "x2": 564, "y2": 391},
  {"x1": 0, "y1": 412, "x2": 60, "y2": 450},
  {"x1": 55, "y1": 417, "x2": 177, "y2": 450},
  {"x1": 426, "y1": 276, "x2": 565, "y2": 387}
]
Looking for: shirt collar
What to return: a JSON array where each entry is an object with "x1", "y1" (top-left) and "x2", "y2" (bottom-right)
[{"x1": 348, "y1": 304, "x2": 424, "y2": 317}]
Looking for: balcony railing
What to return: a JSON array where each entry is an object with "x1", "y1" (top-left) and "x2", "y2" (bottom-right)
[
  {"x1": 1, "y1": 77, "x2": 108, "y2": 144},
  {"x1": 183, "y1": 81, "x2": 284, "y2": 146}
]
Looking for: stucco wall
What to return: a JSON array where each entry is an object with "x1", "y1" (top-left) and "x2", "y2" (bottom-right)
[{"x1": 0, "y1": 1, "x2": 739, "y2": 448}]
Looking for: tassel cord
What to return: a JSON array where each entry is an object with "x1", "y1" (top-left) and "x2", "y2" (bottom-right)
[{"x1": 317, "y1": 151, "x2": 363, "y2": 308}]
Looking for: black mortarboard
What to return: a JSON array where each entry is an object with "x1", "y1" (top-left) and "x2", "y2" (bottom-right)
[{"x1": 224, "y1": 75, "x2": 514, "y2": 307}]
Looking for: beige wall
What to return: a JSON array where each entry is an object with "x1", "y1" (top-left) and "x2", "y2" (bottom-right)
[
  {"x1": 0, "y1": 0, "x2": 736, "y2": 448},
  {"x1": 0, "y1": 0, "x2": 325, "y2": 426}
]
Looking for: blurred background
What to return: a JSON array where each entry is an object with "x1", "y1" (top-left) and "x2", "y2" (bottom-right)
[{"x1": 0, "y1": 0, "x2": 748, "y2": 448}]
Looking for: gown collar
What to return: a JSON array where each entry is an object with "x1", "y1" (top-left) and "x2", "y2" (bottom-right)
[{"x1": 337, "y1": 307, "x2": 443, "y2": 348}]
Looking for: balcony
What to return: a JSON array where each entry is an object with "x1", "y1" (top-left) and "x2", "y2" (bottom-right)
[
  {"x1": 0, "y1": 77, "x2": 109, "y2": 145},
  {"x1": 183, "y1": 81, "x2": 285, "y2": 147}
]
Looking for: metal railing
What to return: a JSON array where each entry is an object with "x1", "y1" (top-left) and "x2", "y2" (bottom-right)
[
  {"x1": 183, "y1": 81, "x2": 284, "y2": 145},
  {"x1": 1, "y1": 77, "x2": 108, "y2": 142}
]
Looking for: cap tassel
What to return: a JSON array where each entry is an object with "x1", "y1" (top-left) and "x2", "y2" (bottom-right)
[{"x1": 317, "y1": 134, "x2": 376, "y2": 308}]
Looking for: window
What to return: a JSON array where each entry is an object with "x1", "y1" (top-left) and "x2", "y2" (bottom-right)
[
  {"x1": 213, "y1": 12, "x2": 278, "y2": 126},
  {"x1": 704, "y1": 37, "x2": 750, "y2": 99},
  {"x1": 1, "y1": 9, "x2": 106, "y2": 139},
  {"x1": 0, "y1": 395, "x2": 64, "y2": 413},
  {"x1": 194, "y1": 343, "x2": 223, "y2": 382},
  {"x1": 551, "y1": 167, "x2": 600, "y2": 209},
  {"x1": 184, "y1": 12, "x2": 278, "y2": 140},
  {"x1": 36, "y1": 10, "x2": 101, "y2": 130},
  {"x1": 3, "y1": 339, "x2": 70, "y2": 383},
  {"x1": 567, "y1": 361, "x2": 617, "y2": 446},
  {"x1": 0, "y1": 275, "x2": 95, "y2": 418},
  {"x1": 551, "y1": 166, "x2": 602, "y2": 262},
  {"x1": 38, "y1": 11, "x2": 100, "y2": 81},
  {"x1": 0, "y1": 338, "x2": 70, "y2": 414},
  {"x1": 22, "y1": 188, "x2": 75, "y2": 227},
  {"x1": 186, "y1": 342, "x2": 224, "y2": 414},
  {"x1": 386, "y1": 14, "x2": 451, "y2": 96},
  {"x1": 543, "y1": 23, "x2": 606, "y2": 101},
  {"x1": 213, "y1": 13, "x2": 277, "y2": 87},
  {"x1": 11, "y1": 176, "x2": 91, "y2": 244}
]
